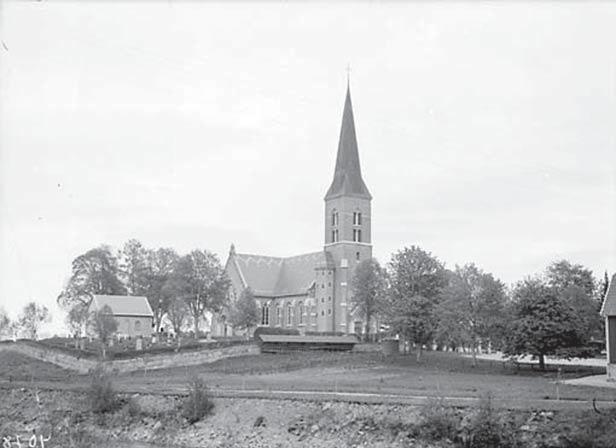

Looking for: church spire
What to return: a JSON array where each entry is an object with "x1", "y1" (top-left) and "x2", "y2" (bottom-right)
[{"x1": 325, "y1": 83, "x2": 372, "y2": 200}]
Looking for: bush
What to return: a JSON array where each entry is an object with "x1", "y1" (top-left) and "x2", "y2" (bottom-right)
[
  {"x1": 88, "y1": 365, "x2": 119, "y2": 414},
  {"x1": 462, "y1": 394, "x2": 520, "y2": 448},
  {"x1": 417, "y1": 396, "x2": 460, "y2": 441},
  {"x1": 181, "y1": 376, "x2": 214, "y2": 424},
  {"x1": 558, "y1": 408, "x2": 616, "y2": 448},
  {"x1": 253, "y1": 327, "x2": 299, "y2": 340}
]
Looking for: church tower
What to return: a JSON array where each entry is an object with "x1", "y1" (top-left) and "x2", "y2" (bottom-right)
[{"x1": 323, "y1": 83, "x2": 372, "y2": 334}]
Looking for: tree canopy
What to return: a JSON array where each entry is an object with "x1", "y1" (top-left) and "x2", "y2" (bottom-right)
[
  {"x1": 228, "y1": 287, "x2": 259, "y2": 333},
  {"x1": 165, "y1": 250, "x2": 229, "y2": 338},
  {"x1": 384, "y1": 246, "x2": 446, "y2": 359},
  {"x1": 351, "y1": 258, "x2": 387, "y2": 340},
  {"x1": 17, "y1": 302, "x2": 50, "y2": 340},
  {"x1": 436, "y1": 264, "x2": 508, "y2": 363},
  {"x1": 504, "y1": 277, "x2": 590, "y2": 369},
  {"x1": 57, "y1": 245, "x2": 126, "y2": 334}
]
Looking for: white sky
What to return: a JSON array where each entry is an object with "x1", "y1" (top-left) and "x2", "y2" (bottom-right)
[{"x1": 1, "y1": 1, "x2": 615, "y2": 336}]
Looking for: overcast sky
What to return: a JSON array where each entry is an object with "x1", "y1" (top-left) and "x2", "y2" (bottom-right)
[{"x1": 1, "y1": 1, "x2": 615, "y2": 336}]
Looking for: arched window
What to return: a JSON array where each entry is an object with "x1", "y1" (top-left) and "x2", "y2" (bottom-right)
[
  {"x1": 276, "y1": 305, "x2": 282, "y2": 326},
  {"x1": 353, "y1": 211, "x2": 362, "y2": 226},
  {"x1": 135, "y1": 320, "x2": 141, "y2": 332},
  {"x1": 287, "y1": 303, "x2": 293, "y2": 326},
  {"x1": 298, "y1": 302, "x2": 304, "y2": 325}
]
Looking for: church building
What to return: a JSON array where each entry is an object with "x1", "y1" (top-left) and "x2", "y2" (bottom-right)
[{"x1": 212, "y1": 84, "x2": 374, "y2": 336}]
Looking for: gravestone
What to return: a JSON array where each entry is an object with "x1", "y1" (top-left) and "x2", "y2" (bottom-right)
[{"x1": 136, "y1": 337, "x2": 143, "y2": 351}]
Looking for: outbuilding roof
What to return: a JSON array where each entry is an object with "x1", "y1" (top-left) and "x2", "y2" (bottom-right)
[
  {"x1": 601, "y1": 274, "x2": 616, "y2": 316},
  {"x1": 90, "y1": 295, "x2": 154, "y2": 317}
]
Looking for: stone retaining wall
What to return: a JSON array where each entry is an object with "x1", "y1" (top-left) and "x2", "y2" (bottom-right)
[{"x1": 0, "y1": 342, "x2": 259, "y2": 374}]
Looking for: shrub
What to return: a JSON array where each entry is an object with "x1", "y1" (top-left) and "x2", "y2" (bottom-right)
[
  {"x1": 559, "y1": 408, "x2": 616, "y2": 448},
  {"x1": 88, "y1": 365, "x2": 119, "y2": 414},
  {"x1": 181, "y1": 376, "x2": 214, "y2": 424},
  {"x1": 462, "y1": 393, "x2": 520, "y2": 448},
  {"x1": 127, "y1": 397, "x2": 142, "y2": 417},
  {"x1": 417, "y1": 396, "x2": 460, "y2": 441}
]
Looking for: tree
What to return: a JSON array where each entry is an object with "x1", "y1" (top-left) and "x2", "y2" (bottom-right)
[
  {"x1": 17, "y1": 302, "x2": 50, "y2": 340},
  {"x1": 435, "y1": 264, "x2": 508, "y2": 365},
  {"x1": 504, "y1": 277, "x2": 589, "y2": 370},
  {"x1": 65, "y1": 304, "x2": 90, "y2": 338},
  {"x1": 384, "y1": 246, "x2": 447, "y2": 360},
  {"x1": 144, "y1": 247, "x2": 179, "y2": 332},
  {"x1": 546, "y1": 260, "x2": 602, "y2": 342},
  {"x1": 351, "y1": 258, "x2": 387, "y2": 341},
  {"x1": 546, "y1": 260, "x2": 595, "y2": 298},
  {"x1": 166, "y1": 250, "x2": 229, "y2": 338},
  {"x1": 228, "y1": 287, "x2": 259, "y2": 334},
  {"x1": 120, "y1": 239, "x2": 149, "y2": 295},
  {"x1": 0, "y1": 308, "x2": 11, "y2": 340},
  {"x1": 165, "y1": 296, "x2": 191, "y2": 342},
  {"x1": 89, "y1": 305, "x2": 118, "y2": 360},
  {"x1": 57, "y1": 246, "x2": 126, "y2": 334}
]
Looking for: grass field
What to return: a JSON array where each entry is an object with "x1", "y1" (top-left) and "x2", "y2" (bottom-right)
[
  {"x1": 118, "y1": 350, "x2": 616, "y2": 404},
  {"x1": 2, "y1": 347, "x2": 615, "y2": 407},
  {"x1": 0, "y1": 350, "x2": 78, "y2": 382}
]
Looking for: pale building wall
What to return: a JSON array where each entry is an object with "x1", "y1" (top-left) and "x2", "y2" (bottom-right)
[{"x1": 114, "y1": 315, "x2": 153, "y2": 338}]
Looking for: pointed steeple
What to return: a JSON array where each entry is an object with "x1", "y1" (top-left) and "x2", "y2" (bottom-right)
[{"x1": 325, "y1": 84, "x2": 372, "y2": 200}]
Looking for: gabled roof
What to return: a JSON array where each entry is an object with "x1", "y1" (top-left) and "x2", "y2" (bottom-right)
[
  {"x1": 601, "y1": 274, "x2": 616, "y2": 316},
  {"x1": 90, "y1": 295, "x2": 154, "y2": 317},
  {"x1": 230, "y1": 250, "x2": 334, "y2": 297},
  {"x1": 325, "y1": 84, "x2": 372, "y2": 200}
]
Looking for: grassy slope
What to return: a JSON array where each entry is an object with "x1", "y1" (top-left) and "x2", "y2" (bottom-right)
[
  {"x1": 0, "y1": 350, "x2": 78, "y2": 382},
  {"x1": 118, "y1": 350, "x2": 616, "y2": 403}
]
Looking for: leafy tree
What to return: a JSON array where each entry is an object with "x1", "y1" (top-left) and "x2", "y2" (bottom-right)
[
  {"x1": 120, "y1": 239, "x2": 149, "y2": 295},
  {"x1": 57, "y1": 246, "x2": 126, "y2": 334},
  {"x1": 384, "y1": 246, "x2": 446, "y2": 360},
  {"x1": 0, "y1": 308, "x2": 11, "y2": 340},
  {"x1": 504, "y1": 277, "x2": 589, "y2": 370},
  {"x1": 166, "y1": 250, "x2": 229, "y2": 338},
  {"x1": 351, "y1": 258, "x2": 387, "y2": 341},
  {"x1": 144, "y1": 247, "x2": 179, "y2": 332},
  {"x1": 546, "y1": 260, "x2": 595, "y2": 298},
  {"x1": 17, "y1": 302, "x2": 50, "y2": 340},
  {"x1": 89, "y1": 305, "x2": 118, "y2": 359},
  {"x1": 435, "y1": 264, "x2": 508, "y2": 365},
  {"x1": 228, "y1": 287, "x2": 259, "y2": 334},
  {"x1": 65, "y1": 304, "x2": 90, "y2": 338},
  {"x1": 546, "y1": 260, "x2": 602, "y2": 342},
  {"x1": 165, "y1": 296, "x2": 191, "y2": 342}
]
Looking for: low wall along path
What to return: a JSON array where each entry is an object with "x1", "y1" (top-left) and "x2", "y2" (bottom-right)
[{"x1": 0, "y1": 341, "x2": 259, "y2": 374}]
